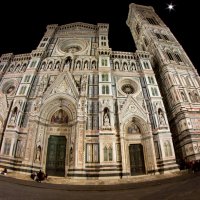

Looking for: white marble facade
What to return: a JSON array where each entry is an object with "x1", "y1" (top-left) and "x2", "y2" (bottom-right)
[{"x1": 3, "y1": 3, "x2": 199, "y2": 179}]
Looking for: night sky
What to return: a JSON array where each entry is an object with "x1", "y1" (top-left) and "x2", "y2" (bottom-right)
[{"x1": 0, "y1": 0, "x2": 199, "y2": 71}]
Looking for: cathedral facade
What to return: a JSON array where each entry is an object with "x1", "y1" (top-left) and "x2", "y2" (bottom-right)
[{"x1": 0, "y1": 3, "x2": 198, "y2": 179}]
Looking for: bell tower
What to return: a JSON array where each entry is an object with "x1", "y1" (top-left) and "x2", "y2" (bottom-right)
[{"x1": 127, "y1": 3, "x2": 200, "y2": 162}]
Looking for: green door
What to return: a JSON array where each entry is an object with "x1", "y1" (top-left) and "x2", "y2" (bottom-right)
[
  {"x1": 46, "y1": 136, "x2": 66, "y2": 176},
  {"x1": 129, "y1": 144, "x2": 145, "y2": 176}
]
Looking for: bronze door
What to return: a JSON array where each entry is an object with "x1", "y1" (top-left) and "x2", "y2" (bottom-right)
[
  {"x1": 46, "y1": 136, "x2": 66, "y2": 176},
  {"x1": 129, "y1": 144, "x2": 145, "y2": 175}
]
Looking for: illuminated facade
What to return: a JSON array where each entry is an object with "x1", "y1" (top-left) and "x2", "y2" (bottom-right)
[{"x1": 2, "y1": 3, "x2": 199, "y2": 179}]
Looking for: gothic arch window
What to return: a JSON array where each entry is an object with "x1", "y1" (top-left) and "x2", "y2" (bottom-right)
[
  {"x1": 102, "y1": 74, "x2": 109, "y2": 81},
  {"x1": 146, "y1": 17, "x2": 159, "y2": 25},
  {"x1": 19, "y1": 86, "x2": 27, "y2": 95},
  {"x1": 174, "y1": 53, "x2": 183, "y2": 62},
  {"x1": 144, "y1": 62, "x2": 150, "y2": 69},
  {"x1": 148, "y1": 76, "x2": 155, "y2": 84},
  {"x1": 102, "y1": 85, "x2": 109, "y2": 94},
  {"x1": 166, "y1": 51, "x2": 174, "y2": 61},
  {"x1": 151, "y1": 87, "x2": 158, "y2": 96},
  {"x1": 163, "y1": 34, "x2": 169, "y2": 41},
  {"x1": 101, "y1": 59, "x2": 108, "y2": 66},
  {"x1": 8, "y1": 65, "x2": 15, "y2": 72},
  {"x1": 15, "y1": 64, "x2": 21, "y2": 72},
  {"x1": 155, "y1": 33, "x2": 162, "y2": 39},
  {"x1": 51, "y1": 109, "x2": 68, "y2": 124},
  {"x1": 104, "y1": 145, "x2": 113, "y2": 161},
  {"x1": 21, "y1": 63, "x2": 27, "y2": 72},
  {"x1": 164, "y1": 141, "x2": 172, "y2": 157}
]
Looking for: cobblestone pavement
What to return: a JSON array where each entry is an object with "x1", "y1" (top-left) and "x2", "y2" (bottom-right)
[{"x1": 0, "y1": 171, "x2": 200, "y2": 200}]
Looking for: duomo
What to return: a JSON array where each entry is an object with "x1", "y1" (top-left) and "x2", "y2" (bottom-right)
[{"x1": 0, "y1": 3, "x2": 199, "y2": 179}]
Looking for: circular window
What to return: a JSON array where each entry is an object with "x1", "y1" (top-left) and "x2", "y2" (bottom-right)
[
  {"x1": 2, "y1": 81, "x2": 15, "y2": 95},
  {"x1": 57, "y1": 39, "x2": 88, "y2": 55},
  {"x1": 6, "y1": 86, "x2": 15, "y2": 94},
  {"x1": 118, "y1": 78, "x2": 139, "y2": 96},
  {"x1": 121, "y1": 84, "x2": 134, "y2": 94},
  {"x1": 65, "y1": 46, "x2": 81, "y2": 53}
]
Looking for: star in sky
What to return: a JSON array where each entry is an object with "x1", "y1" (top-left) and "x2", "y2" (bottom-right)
[{"x1": 167, "y1": 3, "x2": 175, "y2": 11}]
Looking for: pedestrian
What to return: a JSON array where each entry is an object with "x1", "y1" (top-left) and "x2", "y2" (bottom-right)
[{"x1": 1, "y1": 168, "x2": 7, "y2": 175}]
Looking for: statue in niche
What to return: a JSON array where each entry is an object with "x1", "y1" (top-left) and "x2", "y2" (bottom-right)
[
  {"x1": 84, "y1": 61, "x2": 88, "y2": 69},
  {"x1": 76, "y1": 61, "x2": 80, "y2": 69},
  {"x1": 123, "y1": 63, "x2": 128, "y2": 70},
  {"x1": 103, "y1": 108, "x2": 110, "y2": 128},
  {"x1": 9, "y1": 107, "x2": 18, "y2": 125},
  {"x1": 35, "y1": 145, "x2": 41, "y2": 162},
  {"x1": 115, "y1": 62, "x2": 119, "y2": 70},
  {"x1": 158, "y1": 108, "x2": 166, "y2": 125},
  {"x1": 92, "y1": 61, "x2": 96, "y2": 69},
  {"x1": 65, "y1": 58, "x2": 71, "y2": 68}
]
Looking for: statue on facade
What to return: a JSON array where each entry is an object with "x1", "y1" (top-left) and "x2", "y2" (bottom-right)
[
  {"x1": 103, "y1": 108, "x2": 111, "y2": 129},
  {"x1": 35, "y1": 145, "x2": 41, "y2": 162},
  {"x1": 9, "y1": 107, "x2": 18, "y2": 125},
  {"x1": 158, "y1": 109, "x2": 166, "y2": 125},
  {"x1": 92, "y1": 61, "x2": 96, "y2": 69}
]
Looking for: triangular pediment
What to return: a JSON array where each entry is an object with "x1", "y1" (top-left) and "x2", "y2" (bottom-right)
[
  {"x1": 43, "y1": 72, "x2": 79, "y2": 101},
  {"x1": 119, "y1": 95, "x2": 147, "y2": 122}
]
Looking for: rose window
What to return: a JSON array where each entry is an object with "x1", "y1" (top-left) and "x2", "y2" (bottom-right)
[{"x1": 121, "y1": 84, "x2": 134, "y2": 94}]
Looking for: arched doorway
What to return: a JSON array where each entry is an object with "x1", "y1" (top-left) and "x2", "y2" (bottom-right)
[
  {"x1": 126, "y1": 121, "x2": 145, "y2": 175},
  {"x1": 46, "y1": 135, "x2": 66, "y2": 176},
  {"x1": 121, "y1": 115, "x2": 156, "y2": 176},
  {"x1": 45, "y1": 109, "x2": 69, "y2": 176}
]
